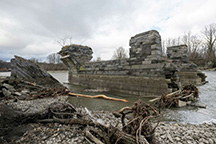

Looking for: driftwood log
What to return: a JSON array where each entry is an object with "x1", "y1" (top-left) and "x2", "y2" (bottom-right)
[{"x1": 68, "y1": 92, "x2": 129, "y2": 103}]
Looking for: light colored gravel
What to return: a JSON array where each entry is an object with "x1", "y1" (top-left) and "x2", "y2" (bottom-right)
[{"x1": 2, "y1": 96, "x2": 216, "y2": 144}]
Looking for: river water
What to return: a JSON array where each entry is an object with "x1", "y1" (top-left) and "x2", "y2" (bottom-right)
[
  {"x1": 162, "y1": 71, "x2": 216, "y2": 124},
  {"x1": 1, "y1": 71, "x2": 216, "y2": 124}
]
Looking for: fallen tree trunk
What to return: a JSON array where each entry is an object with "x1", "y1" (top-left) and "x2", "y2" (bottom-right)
[{"x1": 68, "y1": 92, "x2": 129, "y2": 103}]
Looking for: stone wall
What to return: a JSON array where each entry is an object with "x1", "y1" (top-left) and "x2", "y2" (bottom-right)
[
  {"x1": 167, "y1": 45, "x2": 188, "y2": 63},
  {"x1": 59, "y1": 30, "x2": 206, "y2": 97},
  {"x1": 129, "y1": 30, "x2": 162, "y2": 64},
  {"x1": 69, "y1": 74, "x2": 172, "y2": 96},
  {"x1": 167, "y1": 45, "x2": 198, "y2": 72}
]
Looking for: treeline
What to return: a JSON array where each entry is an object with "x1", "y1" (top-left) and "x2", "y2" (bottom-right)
[
  {"x1": 0, "y1": 60, "x2": 11, "y2": 71},
  {"x1": 162, "y1": 23, "x2": 216, "y2": 68},
  {"x1": 31, "y1": 53, "x2": 67, "y2": 71},
  {"x1": 0, "y1": 53, "x2": 67, "y2": 71}
]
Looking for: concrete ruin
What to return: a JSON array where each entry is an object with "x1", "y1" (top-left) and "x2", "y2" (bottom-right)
[
  {"x1": 59, "y1": 30, "x2": 206, "y2": 97},
  {"x1": 11, "y1": 56, "x2": 62, "y2": 88}
]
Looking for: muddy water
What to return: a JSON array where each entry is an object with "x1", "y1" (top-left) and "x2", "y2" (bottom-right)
[
  {"x1": 67, "y1": 84, "x2": 152, "y2": 111},
  {"x1": 65, "y1": 71, "x2": 216, "y2": 124},
  {"x1": 1, "y1": 71, "x2": 216, "y2": 124}
]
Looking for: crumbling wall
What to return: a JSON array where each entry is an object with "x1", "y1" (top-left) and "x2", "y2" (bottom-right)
[
  {"x1": 59, "y1": 30, "x2": 206, "y2": 96},
  {"x1": 74, "y1": 30, "x2": 177, "y2": 78},
  {"x1": 129, "y1": 30, "x2": 162, "y2": 64},
  {"x1": 167, "y1": 45, "x2": 206, "y2": 86}
]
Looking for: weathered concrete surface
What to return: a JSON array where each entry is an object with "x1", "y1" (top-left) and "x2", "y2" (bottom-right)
[
  {"x1": 129, "y1": 30, "x2": 162, "y2": 63},
  {"x1": 69, "y1": 74, "x2": 172, "y2": 96},
  {"x1": 11, "y1": 56, "x2": 62, "y2": 88},
  {"x1": 58, "y1": 44, "x2": 93, "y2": 74},
  {"x1": 59, "y1": 30, "x2": 206, "y2": 96}
]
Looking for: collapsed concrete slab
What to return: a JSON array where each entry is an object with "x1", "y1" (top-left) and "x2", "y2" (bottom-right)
[
  {"x1": 11, "y1": 56, "x2": 62, "y2": 88},
  {"x1": 59, "y1": 30, "x2": 206, "y2": 97}
]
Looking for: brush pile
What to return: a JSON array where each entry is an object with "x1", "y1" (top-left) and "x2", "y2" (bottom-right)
[{"x1": 150, "y1": 85, "x2": 199, "y2": 108}]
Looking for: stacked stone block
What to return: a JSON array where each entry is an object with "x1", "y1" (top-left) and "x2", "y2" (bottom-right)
[
  {"x1": 129, "y1": 30, "x2": 162, "y2": 64},
  {"x1": 167, "y1": 45, "x2": 188, "y2": 63},
  {"x1": 167, "y1": 45, "x2": 198, "y2": 72}
]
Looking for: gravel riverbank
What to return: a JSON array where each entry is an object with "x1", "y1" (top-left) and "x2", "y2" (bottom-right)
[{"x1": 1, "y1": 96, "x2": 216, "y2": 144}]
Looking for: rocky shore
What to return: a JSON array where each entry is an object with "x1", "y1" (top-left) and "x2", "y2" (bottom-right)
[
  {"x1": 1, "y1": 95, "x2": 216, "y2": 144},
  {"x1": 0, "y1": 55, "x2": 215, "y2": 144}
]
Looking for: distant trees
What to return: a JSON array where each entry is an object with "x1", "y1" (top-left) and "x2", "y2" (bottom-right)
[
  {"x1": 162, "y1": 23, "x2": 216, "y2": 67},
  {"x1": 46, "y1": 53, "x2": 61, "y2": 64},
  {"x1": 29, "y1": 58, "x2": 39, "y2": 63},
  {"x1": 202, "y1": 23, "x2": 216, "y2": 63},
  {"x1": 0, "y1": 60, "x2": 11, "y2": 69},
  {"x1": 112, "y1": 47, "x2": 128, "y2": 60}
]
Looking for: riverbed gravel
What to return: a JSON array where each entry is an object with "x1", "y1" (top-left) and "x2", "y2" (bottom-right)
[{"x1": 1, "y1": 96, "x2": 216, "y2": 144}]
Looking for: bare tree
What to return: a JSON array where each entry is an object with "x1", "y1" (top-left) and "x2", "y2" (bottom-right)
[
  {"x1": 56, "y1": 36, "x2": 73, "y2": 47},
  {"x1": 189, "y1": 35, "x2": 202, "y2": 61},
  {"x1": 182, "y1": 31, "x2": 192, "y2": 55},
  {"x1": 202, "y1": 23, "x2": 216, "y2": 63},
  {"x1": 112, "y1": 47, "x2": 128, "y2": 60},
  {"x1": 30, "y1": 58, "x2": 39, "y2": 63},
  {"x1": 47, "y1": 53, "x2": 61, "y2": 64}
]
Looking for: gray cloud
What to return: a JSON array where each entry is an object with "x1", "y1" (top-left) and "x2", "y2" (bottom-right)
[
  {"x1": 0, "y1": 0, "x2": 137, "y2": 61},
  {"x1": 0, "y1": 0, "x2": 216, "y2": 61}
]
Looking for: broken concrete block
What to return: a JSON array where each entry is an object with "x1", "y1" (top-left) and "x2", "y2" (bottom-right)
[
  {"x1": 2, "y1": 83, "x2": 15, "y2": 92},
  {"x1": 186, "y1": 101, "x2": 192, "y2": 105},
  {"x1": 14, "y1": 92, "x2": 22, "y2": 96},
  {"x1": 178, "y1": 100, "x2": 187, "y2": 107},
  {"x1": 190, "y1": 102, "x2": 207, "y2": 108},
  {"x1": 2, "y1": 88, "x2": 12, "y2": 98}
]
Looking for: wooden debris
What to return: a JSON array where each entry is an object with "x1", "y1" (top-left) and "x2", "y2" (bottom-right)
[
  {"x1": 116, "y1": 100, "x2": 159, "y2": 143},
  {"x1": 68, "y1": 92, "x2": 129, "y2": 103},
  {"x1": 150, "y1": 85, "x2": 200, "y2": 109},
  {"x1": 149, "y1": 90, "x2": 181, "y2": 103},
  {"x1": 30, "y1": 87, "x2": 69, "y2": 99}
]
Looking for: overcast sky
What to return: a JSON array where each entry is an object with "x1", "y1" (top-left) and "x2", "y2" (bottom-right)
[{"x1": 0, "y1": 0, "x2": 216, "y2": 62}]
